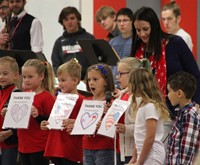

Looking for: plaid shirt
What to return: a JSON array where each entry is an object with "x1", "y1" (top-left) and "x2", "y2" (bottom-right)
[{"x1": 167, "y1": 102, "x2": 200, "y2": 165}]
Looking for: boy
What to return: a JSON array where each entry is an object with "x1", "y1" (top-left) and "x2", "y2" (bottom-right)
[
  {"x1": 0, "y1": 56, "x2": 19, "y2": 165},
  {"x1": 95, "y1": 6, "x2": 120, "y2": 41},
  {"x1": 41, "y1": 59, "x2": 84, "y2": 164},
  {"x1": 167, "y1": 71, "x2": 200, "y2": 165}
]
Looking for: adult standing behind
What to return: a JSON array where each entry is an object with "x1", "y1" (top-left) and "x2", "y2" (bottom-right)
[
  {"x1": 109, "y1": 8, "x2": 133, "y2": 86},
  {"x1": 51, "y1": 6, "x2": 94, "y2": 80},
  {"x1": 132, "y1": 7, "x2": 200, "y2": 118},
  {"x1": 161, "y1": 2, "x2": 193, "y2": 51},
  {"x1": 96, "y1": 6, "x2": 120, "y2": 41},
  {"x1": 7, "y1": 0, "x2": 43, "y2": 53}
]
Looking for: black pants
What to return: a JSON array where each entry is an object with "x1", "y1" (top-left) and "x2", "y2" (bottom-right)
[
  {"x1": 19, "y1": 151, "x2": 49, "y2": 165},
  {"x1": 52, "y1": 157, "x2": 82, "y2": 165}
]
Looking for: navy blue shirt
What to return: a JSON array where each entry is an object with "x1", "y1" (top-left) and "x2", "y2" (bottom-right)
[{"x1": 165, "y1": 36, "x2": 200, "y2": 117}]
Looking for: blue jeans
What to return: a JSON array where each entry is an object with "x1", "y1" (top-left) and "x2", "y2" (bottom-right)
[
  {"x1": 83, "y1": 149, "x2": 114, "y2": 165},
  {"x1": 1, "y1": 147, "x2": 18, "y2": 165}
]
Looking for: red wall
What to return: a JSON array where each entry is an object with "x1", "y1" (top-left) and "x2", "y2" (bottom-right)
[
  {"x1": 93, "y1": 0, "x2": 126, "y2": 39},
  {"x1": 161, "y1": 0, "x2": 197, "y2": 58}
]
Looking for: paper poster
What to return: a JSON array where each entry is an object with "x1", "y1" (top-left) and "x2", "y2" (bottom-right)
[
  {"x1": 71, "y1": 100, "x2": 105, "y2": 135},
  {"x1": 97, "y1": 99, "x2": 130, "y2": 138},
  {"x1": 3, "y1": 92, "x2": 35, "y2": 129},
  {"x1": 48, "y1": 93, "x2": 79, "y2": 129}
]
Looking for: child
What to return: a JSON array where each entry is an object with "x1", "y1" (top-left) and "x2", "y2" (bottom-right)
[
  {"x1": 0, "y1": 56, "x2": 19, "y2": 165},
  {"x1": 115, "y1": 57, "x2": 150, "y2": 165},
  {"x1": 18, "y1": 59, "x2": 55, "y2": 165},
  {"x1": 128, "y1": 68, "x2": 169, "y2": 165},
  {"x1": 41, "y1": 59, "x2": 84, "y2": 165},
  {"x1": 166, "y1": 71, "x2": 200, "y2": 165},
  {"x1": 83, "y1": 63, "x2": 115, "y2": 165}
]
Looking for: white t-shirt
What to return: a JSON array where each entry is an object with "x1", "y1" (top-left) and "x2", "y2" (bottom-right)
[
  {"x1": 175, "y1": 28, "x2": 193, "y2": 51},
  {"x1": 134, "y1": 102, "x2": 165, "y2": 165}
]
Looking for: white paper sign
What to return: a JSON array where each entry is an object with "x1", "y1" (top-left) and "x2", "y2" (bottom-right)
[
  {"x1": 71, "y1": 100, "x2": 105, "y2": 135},
  {"x1": 48, "y1": 93, "x2": 79, "y2": 129},
  {"x1": 97, "y1": 99, "x2": 130, "y2": 138},
  {"x1": 3, "y1": 92, "x2": 35, "y2": 129}
]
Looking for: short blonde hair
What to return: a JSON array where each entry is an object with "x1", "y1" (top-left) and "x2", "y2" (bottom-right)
[
  {"x1": 57, "y1": 59, "x2": 82, "y2": 83},
  {"x1": 0, "y1": 56, "x2": 19, "y2": 73}
]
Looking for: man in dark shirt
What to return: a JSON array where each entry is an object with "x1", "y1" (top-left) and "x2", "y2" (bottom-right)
[{"x1": 51, "y1": 6, "x2": 94, "y2": 80}]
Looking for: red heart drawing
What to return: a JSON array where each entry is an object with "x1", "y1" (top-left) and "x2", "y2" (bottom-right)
[
  {"x1": 10, "y1": 104, "x2": 28, "y2": 123},
  {"x1": 81, "y1": 112, "x2": 98, "y2": 130}
]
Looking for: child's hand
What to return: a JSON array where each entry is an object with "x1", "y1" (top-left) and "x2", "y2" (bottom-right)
[
  {"x1": 115, "y1": 123, "x2": 126, "y2": 134},
  {"x1": 1, "y1": 107, "x2": 8, "y2": 117},
  {"x1": 0, "y1": 130, "x2": 12, "y2": 142},
  {"x1": 40, "y1": 120, "x2": 49, "y2": 130},
  {"x1": 31, "y1": 106, "x2": 39, "y2": 118},
  {"x1": 62, "y1": 119, "x2": 75, "y2": 130},
  {"x1": 66, "y1": 124, "x2": 74, "y2": 134},
  {"x1": 128, "y1": 156, "x2": 137, "y2": 164}
]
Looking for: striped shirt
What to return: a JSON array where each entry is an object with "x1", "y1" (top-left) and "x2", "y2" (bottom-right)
[{"x1": 167, "y1": 102, "x2": 200, "y2": 165}]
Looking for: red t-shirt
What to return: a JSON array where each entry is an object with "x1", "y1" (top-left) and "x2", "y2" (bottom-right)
[
  {"x1": 18, "y1": 91, "x2": 55, "y2": 153},
  {"x1": 82, "y1": 97, "x2": 114, "y2": 150},
  {"x1": 0, "y1": 84, "x2": 17, "y2": 149},
  {"x1": 44, "y1": 94, "x2": 84, "y2": 163}
]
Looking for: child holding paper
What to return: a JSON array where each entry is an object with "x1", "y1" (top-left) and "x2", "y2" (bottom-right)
[
  {"x1": 83, "y1": 63, "x2": 115, "y2": 165},
  {"x1": 115, "y1": 57, "x2": 150, "y2": 165},
  {"x1": 0, "y1": 56, "x2": 20, "y2": 165},
  {"x1": 128, "y1": 68, "x2": 169, "y2": 165},
  {"x1": 41, "y1": 59, "x2": 84, "y2": 165},
  {"x1": 18, "y1": 59, "x2": 55, "y2": 165}
]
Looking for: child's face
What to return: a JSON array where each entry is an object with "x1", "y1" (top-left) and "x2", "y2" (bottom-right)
[
  {"x1": 116, "y1": 63, "x2": 129, "y2": 89},
  {"x1": 87, "y1": 70, "x2": 106, "y2": 98},
  {"x1": 167, "y1": 84, "x2": 179, "y2": 106},
  {"x1": 0, "y1": 63, "x2": 18, "y2": 88},
  {"x1": 22, "y1": 66, "x2": 44, "y2": 91},
  {"x1": 57, "y1": 72, "x2": 77, "y2": 94}
]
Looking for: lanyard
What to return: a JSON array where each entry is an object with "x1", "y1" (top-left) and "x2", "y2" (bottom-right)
[{"x1": 9, "y1": 13, "x2": 26, "y2": 41}]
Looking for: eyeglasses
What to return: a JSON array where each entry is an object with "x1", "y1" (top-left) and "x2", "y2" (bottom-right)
[
  {"x1": 117, "y1": 72, "x2": 129, "y2": 78},
  {"x1": 0, "y1": 6, "x2": 9, "y2": 10},
  {"x1": 116, "y1": 19, "x2": 131, "y2": 24}
]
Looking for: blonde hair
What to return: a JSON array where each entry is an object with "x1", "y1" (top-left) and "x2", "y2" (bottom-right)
[
  {"x1": 22, "y1": 59, "x2": 55, "y2": 95},
  {"x1": 0, "y1": 56, "x2": 19, "y2": 86},
  {"x1": 0, "y1": 56, "x2": 19, "y2": 73},
  {"x1": 57, "y1": 59, "x2": 82, "y2": 83},
  {"x1": 118, "y1": 57, "x2": 151, "y2": 72},
  {"x1": 96, "y1": 6, "x2": 116, "y2": 23},
  {"x1": 129, "y1": 68, "x2": 169, "y2": 120}
]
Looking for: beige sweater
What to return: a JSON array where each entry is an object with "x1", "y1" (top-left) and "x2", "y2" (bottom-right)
[{"x1": 117, "y1": 88, "x2": 135, "y2": 162}]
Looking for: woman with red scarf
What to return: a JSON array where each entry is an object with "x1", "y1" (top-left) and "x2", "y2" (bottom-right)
[{"x1": 131, "y1": 7, "x2": 200, "y2": 119}]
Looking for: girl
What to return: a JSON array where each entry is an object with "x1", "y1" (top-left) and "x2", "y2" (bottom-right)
[
  {"x1": 41, "y1": 59, "x2": 84, "y2": 165},
  {"x1": 115, "y1": 57, "x2": 150, "y2": 165},
  {"x1": 19, "y1": 59, "x2": 55, "y2": 165},
  {"x1": 83, "y1": 63, "x2": 115, "y2": 165},
  {"x1": 128, "y1": 68, "x2": 169, "y2": 165}
]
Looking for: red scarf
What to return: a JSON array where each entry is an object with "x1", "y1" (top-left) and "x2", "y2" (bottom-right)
[{"x1": 135, "y1": 39, "x2": 167, "y2": 97}]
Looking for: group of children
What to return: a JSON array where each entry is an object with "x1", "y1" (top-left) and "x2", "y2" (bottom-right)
[{"x1": 0, "y1": 56, "x2": 199, "y2": 165}]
